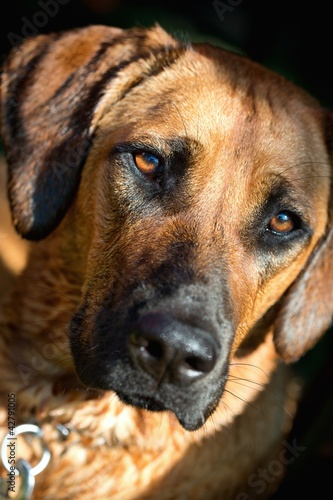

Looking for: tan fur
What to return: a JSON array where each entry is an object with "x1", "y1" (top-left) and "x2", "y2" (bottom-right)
[
  {"x1": 0, "y1": 24, "x2": 332, "y2": 499},
  {"x1": 0, "y1": 159, "x2": 28, "y2": 284}
]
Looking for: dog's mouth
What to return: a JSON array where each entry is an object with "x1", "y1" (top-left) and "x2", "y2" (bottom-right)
[
  {"x1": 70, "y1": 301, "x2": 233, "y2": 431},
  {"x1": 70, "y1": 334, "x2": 229, "y2": 431},
  {"x1": 116, "y1": 391, "x2": 166, "y2": 413},
  {"x1": 71, "y1": 353, "x2": 229, "y2": 431},
  {"x1": 115, "y1": 387, "x2": 223, "y2": 431}
]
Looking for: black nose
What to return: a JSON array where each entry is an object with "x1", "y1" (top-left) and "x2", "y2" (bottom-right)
[{"x1": 129, "y1": 313, "x2": 219, "y2": 386}]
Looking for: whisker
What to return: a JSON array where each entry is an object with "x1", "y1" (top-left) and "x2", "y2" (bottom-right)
[
  {"x1": 223, "y1": 388, "x2": 265, "y2": 416},
  {"x1": 228, "y1": 376, "x2": 267, "y2": 390},
  {"x1": 85, "y1": 344, "x2": 100, "y2": 353},
  {"x1": 228, "y1": 372, "x2": 295, "y2": 419},
  {"x1": 145, "y1": 411, "x2": 165, "y2": 446},
  {"x1": 271, "y1": 161, "x2": 331, "y2": 184},
  {"x1": 33, "y1": 285, "x2": 80, "y2": 304},
  {"x1": 290, "y1": 174, "x2": 331, "y2": 182},
  {"x1": 214, "y1": 399, "x2": 237, "y2": 424},
  {"x1": 168, "y1": 99, "x2": 188, "y2": 137},
  {"x1": 230, "y1": 361, "x2": 271, "y2": 384},
  {"x1": 9, "y1": 318, "x2": 72, "y2": 326}
]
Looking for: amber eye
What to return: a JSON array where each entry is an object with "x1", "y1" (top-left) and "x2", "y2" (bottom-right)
[
  {"x1": 268, "y1": 212, "x2": 295, "y2": 234},
  {"x1": 133, "y1": 152, "x2": 162, "y2": 177}
]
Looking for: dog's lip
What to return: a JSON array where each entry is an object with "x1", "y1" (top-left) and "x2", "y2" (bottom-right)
[
  {"x1": 75, "y1": 367, "x2": 224, "y2": 431},
  {"x1": 116, "y1": 390, "x2": 210, "y2": 431},
  {"x1": 117, "y1": 391, "x2": 165, "y2": 412}
]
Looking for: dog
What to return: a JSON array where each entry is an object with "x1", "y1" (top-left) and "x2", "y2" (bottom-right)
[{"x1": 0, "y1": 23, "x2": 332, "y2": 499}]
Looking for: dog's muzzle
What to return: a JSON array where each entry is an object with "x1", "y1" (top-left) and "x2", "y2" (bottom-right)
[{"x1": 69, "y1": 281, "x2": 233, "y2": 431}]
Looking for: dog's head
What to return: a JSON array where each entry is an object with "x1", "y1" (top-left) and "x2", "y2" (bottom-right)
[{"x1": 1, "y1": 25, "x2": 333, "y2": 430}]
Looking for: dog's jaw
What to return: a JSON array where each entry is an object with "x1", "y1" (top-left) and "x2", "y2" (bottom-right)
[
  {"x1": 69, "y1": 289, "x2": 233, "y2": 431},
  {"x1": 0, "y1": 235, "x2": 283, "y2": 436},
  {"x1": 0, "y1": 241, "x2": 282, "y2": 436}
]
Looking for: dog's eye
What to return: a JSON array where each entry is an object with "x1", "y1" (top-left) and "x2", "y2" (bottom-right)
[
  {"x1": 267, "y1": 211, "x2": 298, "y2": 235},
  {"x1": 133, "y1": 152, "x2": 162, "y2": 178}
]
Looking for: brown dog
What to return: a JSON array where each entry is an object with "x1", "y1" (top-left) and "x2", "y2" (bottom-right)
[{"x1": 0, "y1": 23, "x2": 332, "y2": 499}]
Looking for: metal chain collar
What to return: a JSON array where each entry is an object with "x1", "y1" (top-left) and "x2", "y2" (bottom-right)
[{"x1": 0, "y1": 424, "x2": 50, "y2": 500}]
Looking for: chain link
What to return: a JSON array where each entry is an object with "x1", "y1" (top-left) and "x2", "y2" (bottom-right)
[{"x1": 0, "y1": 424, "x2": 50, "y2": 499}]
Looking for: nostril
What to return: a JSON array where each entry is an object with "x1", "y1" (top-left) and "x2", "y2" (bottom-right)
[
  {"x1": 130, "y1": 330, "x2": 168, "y2": 381},
  {"x1": 132, "y1": 334, "x2": 164, "y2": 360},
  {"x1": 184, "y1": 353, "x2": 215, "y2": 374},
  {"x1": 145, "y1": 339, "x2": 163, "y2": 359}
]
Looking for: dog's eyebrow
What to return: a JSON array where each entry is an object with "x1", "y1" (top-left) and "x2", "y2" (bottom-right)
[
  {"x1": 251, "y1": 177, "x2": 314, "y2": 229},
  {"x1": 64, "y1": 46, "x2": 185, "y2": 142},
  {"x1": 113, "y1": 136, "x2": 202, "y2": 165}
]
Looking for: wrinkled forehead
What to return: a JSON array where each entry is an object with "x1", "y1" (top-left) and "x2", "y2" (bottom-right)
[{"x1": 95, "y1": 43, "x2": 329, "y2": 188}]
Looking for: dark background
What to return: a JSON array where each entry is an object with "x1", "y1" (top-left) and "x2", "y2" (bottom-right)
[
  {"x1": 1, "y1": 1, "x2": 333, "y2": 497},
  {"x1": 1, "y1": 0, "x2": 333, "y2": 108}
]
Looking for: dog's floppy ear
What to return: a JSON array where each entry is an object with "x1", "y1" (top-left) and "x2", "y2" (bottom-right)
[
  {"x1": 0, "y1": 24, "x2": 181, "y2": 241},
  {"x1": 274, "y1": 112, "x2": 333, "y2": 362}
]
